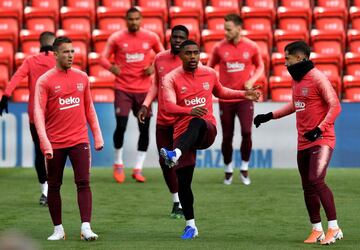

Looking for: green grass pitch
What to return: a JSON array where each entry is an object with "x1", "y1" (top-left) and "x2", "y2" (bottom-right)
[{"x1": 0, "y1": 168, "x2": 359, "y2": 249}]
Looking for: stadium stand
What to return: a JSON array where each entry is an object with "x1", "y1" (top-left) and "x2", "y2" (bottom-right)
[{"x1": 2, "y1": 0, "x2": 360, "y2": 102}]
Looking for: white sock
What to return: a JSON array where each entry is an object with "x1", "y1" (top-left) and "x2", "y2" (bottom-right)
[
  {"x1": 134, "y1": 151, "x2": 147, "y2": 170},
  {"x1": 81, "y1": 222, "x2": 91, "y2": 230},
  {"x1": 41, "y1": 181, "x2": 48, "y2": 196},
  {"x1": 240, "y1": 161, "x2": 249, "y2": 171},
  {"x1": 328, "y1": 220, "x2": 339, "y2": 229},
  {"x1": 174, "y1": 148, "x2": 182, "y2": 161},
  {"x1": 54, "y1": 224, "x2": 64, "y2": 232},
  {"x1": 186, "y1": 219, "x2": 196, "y2": 228},
  {"x1": 172, "y1": 192, "x2": 179, "y2": 203},
  {"x1": 224, "y1": 162, "x2": 234, "y2": 173},
  {"x1": 312, "y1": 222, "x2": 323, "y2": 231},
  {"x1": 114, "y1": 148, "x2": 123, "y2": 165}
]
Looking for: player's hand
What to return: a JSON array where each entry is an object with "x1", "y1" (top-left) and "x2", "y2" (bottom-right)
[
  {"x1": 254, "y1": 112, "x2": 273, "y2": 128},
  {"x1": 110, "y1": 65, "x2": 121, "y2": 76},
  {"x1": 244, "y1": 86, "x2": 261, "y2": 101},
  {"x1": 0, "y1": 95, "x2": 9, "y2": 116},
  {"x1": 95, "y1": 145, "x2": 104, "y2": 151},
  {"x1": 304, "y1": 127, "x2": 322, "y2": 142},
  {"x1": 137, "y1": 105, "x2": 148, "y2": 124},
  {"x1": 244, "y1": 80, "x2": 254, "y2": 90},
  {"x1": 190, "y1": 106, "x2": 208, "y2": 117},
  {"x1": 44, "y1": 150, "x2": 53, "y2": 159},
  {"x1": 144, "y1": 65, "x2": 154, "y2": 76}
]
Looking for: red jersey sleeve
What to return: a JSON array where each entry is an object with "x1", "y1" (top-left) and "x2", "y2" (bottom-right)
[
  {"x1": 100, "y1": 33, "x2": 117, "y2": 70},
  {"x1": 152, "y1": 34, "x2": 164, "y2": 53},
  {"x1": 143, "y1": 77, "x2": 158, "y2": 107},
  {"x1": 4, "y1": 58, "x2": 30, "y2": 97},
  {"x1": 84, "y1": 78, "x2": 104, "y2": 149},
  {"x1": 33, "y1": 75, "x2": 52, "y2": 155},
  {"x1": 212, "y1": 75, "x2": 246, "y2": 99},
  {"x1": 162, "y1": 73, "x2": 192, "y2": 115},
  {"x1": 246, "y1": 44, "x2": 264, "y2": 85},
  {"x1": 272, "y1": 102, "x2": 295, "y2": 119},
  {"x1": 207, "y1": 43, "x2": 221, "y2": 68},
  {"x1": 316, "y1": 76, "x2": 342, "y2": 132}
]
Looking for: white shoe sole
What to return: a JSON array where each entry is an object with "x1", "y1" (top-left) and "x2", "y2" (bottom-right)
[
  {"x1": 223, "y1": 176, "x2": 233, "y2": 185},
  {"x1": 81, "y1": 233, "x2": 98, "y2": 241},
  {"x1": 240, "y1": 174, "x2": 251, "y2": 185}
]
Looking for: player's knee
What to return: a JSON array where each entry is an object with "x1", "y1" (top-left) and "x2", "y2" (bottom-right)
[
  {"x1": 189, "y1": 118, "x2": 206, "y2": 130},
  {"x1": 241, "y1": 132, "x2": 252, "y2": 141},
  {"x1": 75, "y1": 179, "x2": 90, "y2": 190}
]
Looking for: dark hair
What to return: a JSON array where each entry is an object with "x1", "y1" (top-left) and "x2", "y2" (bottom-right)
[
  {"x1": 53, "y1": 36, "x2": 72, "y2": 51},
  {"x1": 171, "y1": 25, "x2": 189, "y2": 37},
  {"x1": 39, "y1": 31, "x2": 55, "y2": 47},
  {"x1": 224, "y1": 13, "x2": 243, "y2": 26},
  {"x1": 284, "y1": 41, "x2": 311, "y2": 58},
  {"x1": 126, "y1": 7, "x2": 141, "y2": 17},
  {"x1": 180, "y1": 40, "x2": 198, "y2": 50}
]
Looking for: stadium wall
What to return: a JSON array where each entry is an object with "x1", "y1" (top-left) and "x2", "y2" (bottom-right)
[{"x1": 0, "y1": 102, "x2": 358, "y2": 168}]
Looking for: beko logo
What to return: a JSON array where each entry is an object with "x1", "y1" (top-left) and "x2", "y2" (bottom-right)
[
  {"x1": 295, "y1": 100, "x2": 305, "y2": 112},
  {"x1": 59, "y1": 97, "x2": 80, "y2": 110},
  {"x1": 226, "y1": 62, "x2": 245, "y2": 72},
  {"x1": 126, "y1": 53, "x2": 144, "y2": 63},
  {"x1": 184, "y1": 97, "x2": 206, "y2": 107}
]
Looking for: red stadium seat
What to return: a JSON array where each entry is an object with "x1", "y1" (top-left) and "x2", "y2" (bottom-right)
[
  {"x1": 350, "y1": 6, "x2": 360, "y2": 31},
  {"x1": 138, "y1": 0, "x2": 168, "y2": 21},
  {"x1": 342, "y1": 75, "x2": 360, "y2": 101},
  {"x1": 313, "y1": 7, "x2": 347, "y2": 32},
  {"x1": 0, "y1": 8, "x2": 20, "y2": 47},
  {"x1": 173, "y1": 0, "x2": 203, "y2": 15},
  {"x1": 277, "y1": 7, "x2": 311, "y2": 32},
  {"x1": 31, "y1": 0, "x2": 59, "y2": 9},
  {"x1": 92, "y1": 29, "x2": 112, "y2": 53},
  {"x1": 347, "y1": 29, "x2": 360, "y2": 54},
  {"x1": 317, "y1": 0, "x2": 347, "y2": 8},
  {"x1": 274, "y1": 29, "x2": 309, "y2": 53},
  {"x1": 56, "y1": 29, "x2": 90, "y2": 70},
  {"x1": 271, "y1": 52, "x2": 290, "y2": 77},
  {"x1": 201, "y1": 29, "x2": 224, "y2": 53},
  {"x1": 88, "y1": 52, "x2": 115, "y2": 81},
  {"x1": 280, "y1": 0, "x2": 310, "y2": 8},
  {"x1": 13, "y1": 87, "x2": 30, "y2": 102},
  {"x1": 205, "y1": 6, "x2": 240, "y2": 31},
  {"x1": 210, "y1": 0, "x2": 240, "y2": 8},
  {"x1": 0, "y1": 31, "x2": 15, "y2": 75},
  {"x1": 90, "y1": 87, "x2": 115, "y2": 102},
  {"x1": 137, "y1": 7, "x2": 165, "y2": 43},
  {"x1": 241, "y1": 30, "x2": 272, "y2": 75},
  {"x1": 355, "y1": 0, "x2": 360, "y2": 7},
  {"x1": 169, "y1": 7, "x2": 201, "y2": 44},
  {"x1": 20, "y1": 30, "x2": 41, "y2": 54},
  {"x1": 96, "y1": 6, "x2": 127, "y2": 32},
  {"x1": 14, "y1": 52, "x2": 29, "y2": 87},
  {"x1": 60, "y1": 7, "x2": 92, "y2": 36},
  {"x1": 0, "y1": 54, "x2": 10, "y2": 82},
  {"x1": 0, "y1": 0, "x2": 23, "y2": 25},
  {"x1": 310, "y1": 52, "x2": 342, "y2": 77},
  {"x1": 310, "y1": 29, "x2": 345, "y2": 55},
  {"x1": 345, "y1": 52, "x2": 360, "y2": 76},
  {"x1": 102, "y1": 0, "x2": 131, "y2": 8},
  {"x1": 269, "y1": 76, "x2": 293, "y2": 102},
  {"x1": 199, "y1": 52, "x2": 209, "y2": 65},
  {"x1": 245, "y1": 0, "x2": 275, "y2": 8},
  {"x1": 66, "y1": 0, "x2": 96, "y2": 26},
  {"x1": 24, "y1": 7, "x2": 57, "y2": 32},
  {"x1": 241, "y1": 7, "x2": 275, "y2": 33}
]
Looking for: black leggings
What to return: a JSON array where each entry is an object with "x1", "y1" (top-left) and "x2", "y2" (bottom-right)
[
  {"x1": 176, "y1": 165, "x2": 195, "y2": 220},
  {"x1": 30, "y1": 123, "x2": 47, "y2": 184},
  {"x1": 113, "y1": 115, "x2": 150, "y2": 151},
  {"x1": 176, "y1": 118, "x2": 207, "y2": 152}
]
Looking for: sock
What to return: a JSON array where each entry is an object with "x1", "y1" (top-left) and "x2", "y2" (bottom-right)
[
  {"x1": 224, "y1": 162, "x2": 234, "y2": 173},
  {"x1": 186, "y1": 219, "x2": 196, "y2": 228},
  {"x1": 172, "y1": 192, "x2": 180, "y2": 203},
  {"x1": 54, "y1": 224, "x2": 64, "y2": 232},
  {"x1": 174, "y1": 148, "x2": 182, "y2": 161},
  {"x1": 81, "y1": 222, "x2": 91, "y2": 230},
  {"x1": 41, "y1": 181, "x2": 48, "y2": 196},
  {"x1": 240, "y1": 161, "x2": 249, "y2": 171},
  {"x1": 328, "y1": 220, "x2": 339, "y2": 229},
  {"x1": 114, "y1": 148, "x2": 123, "y2": 165},
  {"x1": 312, "y1": 222, "x2": 323, "y2": 231},
  {"x1": 134, "y1": 151, "x2": 147, "y2": 170}
]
